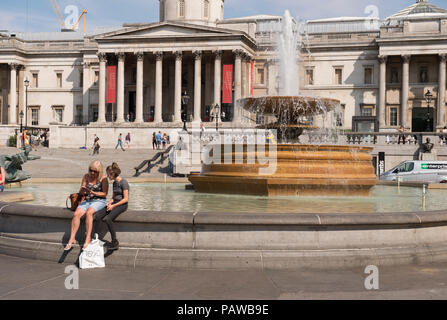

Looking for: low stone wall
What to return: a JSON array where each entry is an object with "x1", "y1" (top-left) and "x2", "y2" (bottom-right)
[
  {"x1": 49, "y1": 124, "x2": 184, "y2": 149},
  {"x1": 2, "y1": 202, "x2": 447, "y2": 269}
]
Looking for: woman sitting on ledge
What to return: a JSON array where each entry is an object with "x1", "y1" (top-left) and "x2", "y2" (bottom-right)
[
  {"x1": 64, "y1": 161, "x2": 108, "y2": 250},
  {"x1": 93, "y1": 162, "x2": 129, "y2": 251}
]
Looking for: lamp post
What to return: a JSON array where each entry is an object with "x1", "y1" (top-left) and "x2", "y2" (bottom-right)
[
  {"x1": 24, "y1": 79, "x2": 29, "y2": 129},
  {"x1": 19, "y1": 111, "x2": 24, "y2": 133},
  {"x1": 425, "y1": 89, "x2": 433, "y2": 132},
  {"x1": 181, "y1": 91, "x2": 190, "y2": 132},
  {"x1": 213, "y1": 104, "x2": 220, "y2": 132}
]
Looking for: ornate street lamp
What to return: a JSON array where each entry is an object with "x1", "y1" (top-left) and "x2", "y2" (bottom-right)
[
  {"x1": 24, "y1": 79, "x2": 29, "y2": 129},
  {"x1": 181, "y1": 91, "x2": 190, "y2": 131},
  {"x1": 213, "y1": 103, "x2": 220, "y2": 132},
  {"x1": 425, "y1": 89, "x2": 433, "y2": 132},
  {"x1": 19, "y1": 111, "x2": 24, "y2": 133}
]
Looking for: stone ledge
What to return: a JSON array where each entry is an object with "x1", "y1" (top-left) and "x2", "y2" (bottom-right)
[
  {"x1": 2, "y1": 202, "x2": 447, "y2": 227},
  {"x1": 1, "y1": 235, "x2": 447, "y2": 270}
]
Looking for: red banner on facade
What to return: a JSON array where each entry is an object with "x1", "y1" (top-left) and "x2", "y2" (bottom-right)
[
  {"x1": 107, "y1": 66, "x2": 117, "y2": 104},
  {"x1": 222, "y1": 64, "x2": 233, "y2": 104},
  {"x1": 250, "y1": 61, "x2": 254, "y2": 96}
]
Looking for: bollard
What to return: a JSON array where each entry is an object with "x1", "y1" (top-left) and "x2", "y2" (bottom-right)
[
  {"x1": 397, "y1": 176, "x2": 401, "y2": 193},
  {"x1": 164, "y1": 173, "x2": 167, "y2": 184},
  {"x1": 422, "y1": 184, "x2": 426, "y2": 211}
]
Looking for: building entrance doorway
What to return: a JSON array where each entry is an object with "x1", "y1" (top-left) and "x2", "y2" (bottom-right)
[
  {"x1": 412, "y1": 107, "x2": 434, "y2": 132},
  {"x1": 128, "y1": 91, "x2": 136, "y2": 122}
]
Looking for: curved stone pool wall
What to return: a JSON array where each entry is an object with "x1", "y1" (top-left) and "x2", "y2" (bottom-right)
[{"x1": 1, "y1": 202, "x2": 447, "y2": 269}]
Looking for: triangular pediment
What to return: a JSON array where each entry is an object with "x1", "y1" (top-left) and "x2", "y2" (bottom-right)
[{"x1": 96, "y1": 22, "x2": 238, "y2": 40}]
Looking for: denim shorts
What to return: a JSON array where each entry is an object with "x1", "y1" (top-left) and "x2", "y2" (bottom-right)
[{"x1": 77, "y1": 198, "x2": 107, "y2": 212}]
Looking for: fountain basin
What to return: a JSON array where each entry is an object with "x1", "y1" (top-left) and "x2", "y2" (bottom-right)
[
  {"x1": 239, "y1": 96, "x2": 340, "y2": 121},
  {"x1": 189, "y1": 144, "x2": 377, "y2": 196}
]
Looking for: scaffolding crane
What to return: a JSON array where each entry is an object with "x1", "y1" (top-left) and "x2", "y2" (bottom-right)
[
  {"x1": 50, "y1": 0, "x2": 66, "y2": 29},
  {"x1": 72, "y1": 9, "x2": 87, "y2": 33}
]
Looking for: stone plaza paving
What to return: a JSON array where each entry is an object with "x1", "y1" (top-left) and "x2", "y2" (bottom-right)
[
  {"x1": 0, "y1": 146, "x2": 178, "y2": 181},
  {"x1": 2, "y1": 253, "x2": 447, "y2": 300}
]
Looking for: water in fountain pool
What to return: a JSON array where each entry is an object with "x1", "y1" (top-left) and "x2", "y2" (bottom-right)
[{"x1": 14, "y1": 183, "x2": 447, "y2": 214}]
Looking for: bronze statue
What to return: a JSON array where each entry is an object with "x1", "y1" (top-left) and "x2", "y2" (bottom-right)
[
  {"x1": 0, "y1": 146, "x2": 41, "y2": 183},
  {"x1": 422, "y1": 138, "x2": 434, "y2": 154}
]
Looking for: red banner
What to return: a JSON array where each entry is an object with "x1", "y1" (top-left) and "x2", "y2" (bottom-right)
[
  {"x1": 222, "y1": 64, "x2": 233, "y2": 104},
  {"x1": 107, "y1": 66, "x2": 117, "y2": 104},
  {"x1": 250, "y1": 61, "x2": 254, "y2": 96}
]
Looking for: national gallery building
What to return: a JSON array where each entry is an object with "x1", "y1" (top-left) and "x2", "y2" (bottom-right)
[{"x1": 1, "y1": 0, "x2": 447, "y2": 145}]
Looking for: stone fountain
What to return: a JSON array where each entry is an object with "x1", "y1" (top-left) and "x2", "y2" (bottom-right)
[{"x1": 189, "y1": 11, "x2": 377, "y2": 196}]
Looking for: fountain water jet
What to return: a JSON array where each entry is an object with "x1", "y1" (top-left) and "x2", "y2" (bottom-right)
[{"x1": 188, "y1": 11, "x2": 377, "y2": 196}]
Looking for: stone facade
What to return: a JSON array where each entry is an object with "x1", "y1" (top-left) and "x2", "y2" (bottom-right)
[{"x1": 1, "y1": 0, "x2": 447, "y2": 141}]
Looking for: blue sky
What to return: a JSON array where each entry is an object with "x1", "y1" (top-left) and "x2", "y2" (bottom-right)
[{"x1": 1, "y1": 0, "x2": 446, "y2": 33}]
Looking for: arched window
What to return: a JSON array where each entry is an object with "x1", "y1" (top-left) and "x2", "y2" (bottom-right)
[
  {"x1": 178, "y1": 0, "x2": 185, "y2": 18},
  {"x1": 204, "y1": 0, "x2": 209, "y2": 19}
]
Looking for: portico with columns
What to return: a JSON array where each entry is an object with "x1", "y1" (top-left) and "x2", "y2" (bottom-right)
[
  {"x1": 91, "y1": 22, "x2": 255, "y2": 127},
  {"x1": 377, "y1": 50, "x2": 447, "y2": 132}
]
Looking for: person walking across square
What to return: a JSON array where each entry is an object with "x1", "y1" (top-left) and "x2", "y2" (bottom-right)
[
  {"x1": 115, "y1": 133, "x2": 125, "y2": 151},
  {"x1": 125, "y1": 132, "x2": 131, "y2": 150},
  {"x1": 156, "y1": 131, "x2": 162, "y2": 150}
]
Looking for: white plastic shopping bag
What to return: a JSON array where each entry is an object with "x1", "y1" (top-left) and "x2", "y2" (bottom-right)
[{"x1": 79, "y1": 234, "x2": 105, "y2": 269}]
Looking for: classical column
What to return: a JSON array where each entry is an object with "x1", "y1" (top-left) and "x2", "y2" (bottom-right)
[
  {"x1": 378, "y1": 55, "x2": 387, "y2": 129},
  {"x1": 116, "y1": 52, "x2": 125, "y2": 123},
  {"x1": 8, "y1": 63, "x2": 18, "y2": 125},
  {"x1": 438, "y1": 54, "x2": 447, "y2": 129},
  {"x1": 401, "y1": 55, "x2": 410, "y2": 129},
  {"x1": 82, "y1": 62, "x2": 90, "y2": 124},
  {"x1": 233, "y1": 50, "x2": 243, "y2": 123},
  {"x1": 213, "y1": 50, "x2": 222, "y2": 121},
  {"x1": 135, "y1": 52, "x2": 144, "y2": 123},
  {"x1": 174, "y1": 51, "x2": 182, "y2": 123},
  {"x1": 97, "y1": 53, "x2": 107, "y2": 123},
  {"x1": 242, "y1": 55, "x2": 248, "y2": 98},
  {"x1": 154, "y1": 51, "x2": 163, "y2": 123},
  {"x1": 193, "y1": 50, "x2": 202, "y2": 122}
]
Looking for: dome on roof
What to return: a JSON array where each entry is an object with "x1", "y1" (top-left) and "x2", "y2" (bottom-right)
[{"x1": 386, "y1": 0, "x2": 447, "y2": 21}]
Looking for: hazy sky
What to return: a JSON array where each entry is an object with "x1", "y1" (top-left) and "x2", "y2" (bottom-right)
[{"x1": 1, "y1": 0, "x2": 446, "y2": 33}]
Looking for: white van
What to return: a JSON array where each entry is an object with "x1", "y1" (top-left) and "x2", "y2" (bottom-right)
[{"x1": 381, "y1": 161, "x2": 447, "y2": 183}]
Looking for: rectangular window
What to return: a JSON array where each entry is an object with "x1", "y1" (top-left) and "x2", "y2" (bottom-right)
[
  {"x1": 80, "y1": 71, "x2": 84, "y2": 88},
  {"x1": 90, "y1": 104, "x2": 98, "y2": 122},
  {"x1": 256, "y1": 68, "x2": 265, "y2": 85},
  {"x1": 76, "y1": 105, "x2": 83, "y2": 124},
  {"x1": 335, "y1": 68, "x2": 343, "y2": 85},
  {"x1": 32, "y1": 73, "x2": 39, "y2": 88},
  {"x1": 360, "y1": 104, "x2": 375, "y2": 117},
  {"x1": 56, "y1": 73, "x2": 62, "y2": 88},
  {"x1": 306, "y1": 69, "x2": 314, "y2": 85},
  {"x1": 391, "y1": 68, "x2": 399, "y2": 83},
  {"x1": 94, "y1": 71, "x2": 99, "y2": 86},
  {"x1": 420, "y1": 66, "x2": 429, "y2": 83},
  {"x1": 389, "y1": 107, "x2": 398, "y2": 126},
  {"x1": 364, "y1": 67, "x2": 373, "y2": 85},
  {"x1": 53, "y1": 106, "x2": 64, "y2": 122},
  {"x1": 336, "y1": 104, "x2": 345, "y2": 127},
  {"x1": 30, "y1": 107, "x2": 39, "y2": 126}
]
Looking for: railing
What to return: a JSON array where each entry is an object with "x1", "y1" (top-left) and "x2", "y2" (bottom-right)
[
  {"x1": 344, "y1": 132, "x2": 447, "y2": 146},
  {"x1": 134, "y1": 145, "x2": 174, "y2": 176}
]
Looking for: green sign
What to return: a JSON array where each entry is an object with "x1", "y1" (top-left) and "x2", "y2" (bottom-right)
[{"x1": 421, "y1": 163, "x2": 447, "y2": 170}]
